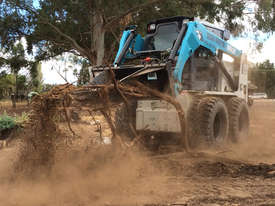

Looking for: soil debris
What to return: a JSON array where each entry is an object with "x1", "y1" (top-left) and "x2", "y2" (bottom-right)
[{"x1": 0, "y1": 92, "x2": 275, "y2": 205}]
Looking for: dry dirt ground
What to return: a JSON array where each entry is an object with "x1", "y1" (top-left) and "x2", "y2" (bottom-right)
[
  {"x1": 0, "y1": 100, "x2": 30, "y2": 116},
  {"x1": 0, "y1": 99, "x2": 275, "y2": 206}
]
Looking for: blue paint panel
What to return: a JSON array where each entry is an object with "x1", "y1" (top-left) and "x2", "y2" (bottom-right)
[
  {"x1": 173, "y1": 22, "x2": 242, "y2": 94},
  {"x1": 113, "y1": 31, "x2": 144, "y2": 65},
  {"x1": 114, "y1": 30, "x2": 132, "y2": 64},
  {"x1": 126, "y1": 34, "x2": 144, "y2": 58}
]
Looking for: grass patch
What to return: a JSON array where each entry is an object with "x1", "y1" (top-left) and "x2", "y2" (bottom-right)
[
  {"x1": 0, "y1": 112, "x2": 17, "y2": 131},
  {"x1": 0, "y1": 111, "x2": 29, "y2": 132}
]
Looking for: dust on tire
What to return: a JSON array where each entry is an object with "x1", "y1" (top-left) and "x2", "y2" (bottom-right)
[
  {"x1": 228, "y1": 97, "x2": 250, "y2": 142},
  {"x1": 198, "y1": 97, "x2": 229, "y2": 145}
]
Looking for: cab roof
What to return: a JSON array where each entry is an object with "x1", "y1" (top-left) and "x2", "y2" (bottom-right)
[{"x1": 147, "y1": 16, "x2": 194, "y2": 34}]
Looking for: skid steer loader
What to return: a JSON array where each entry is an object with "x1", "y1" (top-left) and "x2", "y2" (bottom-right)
[{"x1": 91, "y1": 16, "x2": 250, "y2": 149}]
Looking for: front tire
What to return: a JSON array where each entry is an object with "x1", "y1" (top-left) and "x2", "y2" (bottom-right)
[{"x1": 199, "y1": 97, "x2": 229, "y2": 145}]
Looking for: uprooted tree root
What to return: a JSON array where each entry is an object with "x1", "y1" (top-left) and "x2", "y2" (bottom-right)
[
  {"x1": 15, "y1": 84, "x2": 77, "y2": 175},
  {"x1": 16, "y1": 73, "x2": 189, "y2": 175}
]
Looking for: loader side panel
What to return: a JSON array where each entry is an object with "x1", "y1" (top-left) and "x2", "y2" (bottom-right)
[{"x1": 173, "y1": 22, "x2": 242, "y2": 95}]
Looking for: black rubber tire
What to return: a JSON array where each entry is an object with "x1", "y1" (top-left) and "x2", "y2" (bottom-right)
[
  {"x1": 187, "y1": 96, "x2": 203, "y2": 148},
  {"x1": 198, "y1": 97, "x2": 229, "y2": 145},
  {"x1": 228, "y1": 97, "x2": 250, "y2": 142},
  {"x1": 114, "y1": 102, "x2": 137, "y2": 139},
  {"x1": 90, "y1": 71, "x2": 109, "y2": 85}
]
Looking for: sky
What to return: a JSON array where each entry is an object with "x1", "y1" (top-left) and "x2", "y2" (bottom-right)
[
  {"x1": 229, "y1": 35, "x2": 275, "y2": 64},
  {"x1": 42, "y1": 56, "x2": 80, "y2": 85},
  {"x1": 227, "y1": 0, "x2": 275, "y2": 64}
]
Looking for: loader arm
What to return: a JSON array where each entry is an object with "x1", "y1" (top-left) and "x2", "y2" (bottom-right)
[
  {"x1": 172, "y1": 21, "x2": 242, "y2": 94},
  {"x1": 113, "y1": 26, "x2": 144, "y2": 66}
]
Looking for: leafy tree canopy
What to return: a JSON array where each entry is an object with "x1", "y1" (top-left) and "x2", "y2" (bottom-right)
[
  {"x1": 250, "y1": 59, "x2": 275, "y2": 98},
  {"x1": 0, "y1": 0, "x2": 273, "y2": 66},
  {"x1": 256, "y1": 59, "x2": 275, "y2": 71},
  {"x1": 256, "y1": 0, "x2": 275, "y2": 32}
]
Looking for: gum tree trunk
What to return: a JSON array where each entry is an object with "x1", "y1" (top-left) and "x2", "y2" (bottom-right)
[{"x1": 92, "y1": 13, "x2": 105, "y2": 65}]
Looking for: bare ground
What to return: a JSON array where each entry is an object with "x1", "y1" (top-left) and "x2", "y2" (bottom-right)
[
  {"x1": 0, "y1": 99, "x2": 275, "y2": 206},
  {"x1": 0, "y1": 100, "x2": 30, "y2": 116}
]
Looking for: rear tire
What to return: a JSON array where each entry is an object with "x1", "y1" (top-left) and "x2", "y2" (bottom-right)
[
  {"x1": 228, "y1": 97, "x2": 249, "y2": 142},
  {"x1": 198, "y1": 97, "x2": 229, "y2": 145}
]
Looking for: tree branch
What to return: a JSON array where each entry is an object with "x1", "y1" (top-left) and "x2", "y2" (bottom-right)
[
  {"x1": 0, "y1": 57, "x2": 7, "y2": 65},
  {"x1": 39, "y1": 21, "x2": 90, "y2": 60},
  {"x1": 104, "y1": 0, "x2": 166, "y2": 30},
  {"x1": 52, "y1": 66, "x2": 70, "y2": 83}
]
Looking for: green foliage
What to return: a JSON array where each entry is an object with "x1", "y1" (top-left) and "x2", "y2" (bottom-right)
[
  {"x1": 0, "y1": 72, "x2": 15, "y2": 99},
  {"x1": 0, "y1": 42, "x2": 32, "y2": 107},
  {"x1": 74, "y1": 60, "x2": 90, "y2": 86},
  {"x1": 1, "y1": 0, "x2": 274, "y2": 72},
  {"x1": 0, "y1": 111, "x2": 28, "y2": 132},
  {"x1": 251, "y1": 60, "x2": 275, "y2": 98},
  {"x1": 17, "y1": 74, "x2": 27, "y2": 90},
  {"x1": 30, "y1": 61, "x2": 43, "y2": 92},
  {"x1": 257, "y1": 59, "x2": 275, "y2": 71},
  {"x1": 257, "y1": 60, "x2": 275, "y2": 98},
  {"x1": 0, "y1": 71, "x2": 29, "y2": 99},
  {"x1": 2, "y1": 43, "x2": 29, "y2": 74},
  {"x1": 0, "y1": 0, "x2": 250, "y2": 65},
  {"x1": 255, "y1": 0, "x2": 275, "y2": 32},
  {"x1": 265, "y1": 70, "x2": 275, "y2": 98},
  {"x1": 250, "y1": 70, "x2": 267, "y2": 93},
  {"x1": 0, "y1": 112, "x2": 16, "y2": 131}
]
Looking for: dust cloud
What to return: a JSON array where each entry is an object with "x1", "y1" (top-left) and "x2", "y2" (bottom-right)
[
  {"x1": 0, "y1": 100, "x2": 275, "y2": 206},
  {"x1": 0, "y1": 141, "x2": 168, "y2": 206},
  {"x1": 203, "y1": 100, "x2": 275, "y2": 164}
]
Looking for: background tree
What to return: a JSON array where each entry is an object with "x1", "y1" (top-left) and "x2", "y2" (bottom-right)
[
  {"x1": 0, "y1": 71, "x2": 28, "y2": 100},
  {"x1": 16, "y1": 74, "x2": 27, "y2": 98},
  {"x1": 0, "y1": 71, "x2": 14, "y2": 99},
  {"x1": 0, "y1": 0, "x2": 250, "y2": 67},
  {"x1": 29, "y1": 61, "x2": 43, "y2": 92},
  {"x1": 258, "y1": 60, "x2": 275, "y2": 98},
  {"x1": 73, "y1": 60, "x2": 90, "y2": 86},
  {"x1": 255, "y1": 0, "x2": 275, "y2": 32},
  {"x1": 0, "y1": 42, "x2": 29, "y2": 107},
  {"x1": 250, "y1": 60, "x2": 275, "y2": 98}
]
